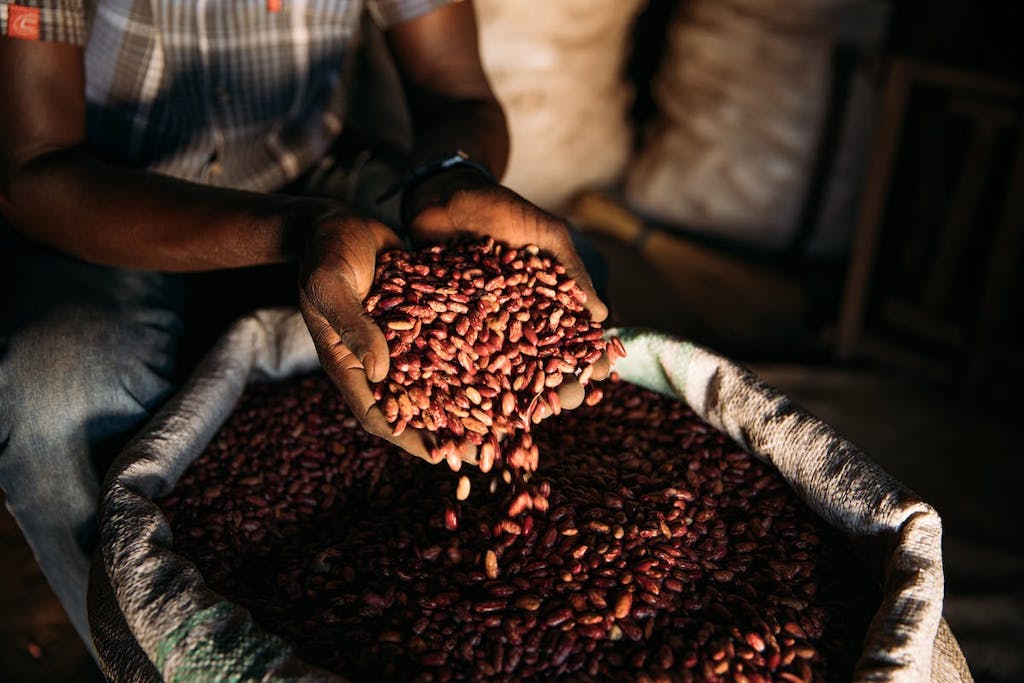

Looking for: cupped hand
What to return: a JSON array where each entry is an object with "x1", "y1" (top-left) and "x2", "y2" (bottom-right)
[
  {"x1": 297, "y1": 211, "x2": 436, "y2": 461},
  {"x1": 405, "y1": 172, "x2": 614, "y2": 411},
  {"x1": 407, "y1": 173, "x2": 609, "y2": 325}
]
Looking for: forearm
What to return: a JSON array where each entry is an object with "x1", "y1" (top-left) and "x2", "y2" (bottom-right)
[
  {"x1": 385, "y1": 1, "x2": 508, "y2": 181},
  {"x1": 405, "y1": 91, "x2": 508, "y2": 180},
  {"x1": 1, "y1": 147, "x2": 331, "y2": 271}
]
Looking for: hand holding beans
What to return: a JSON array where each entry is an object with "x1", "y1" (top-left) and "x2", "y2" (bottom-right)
[
  {"x1": 406, "y1": 177, "x2": 614, "y2": 410},
  {"x1": 406, "y1": 178, "x2": 609, "y2": 327},
  {"x1": 297, "y1": 212, "x2": 435, "y2": 461},
  {"x1": 297, "y1": 202, "x2": 617, "y2": 475},
  {"x1": 364, "y1": 236, "x2": 623, "y2": 487}
]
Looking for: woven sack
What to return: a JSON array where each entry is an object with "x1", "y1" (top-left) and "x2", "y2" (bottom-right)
[
  {"x1": 624, "y1": 0, "x2": 888, "y2": 252},
  {"x1": 474, "y1": 0, "x2": 643, "y2": 211},
  {"x1": 90, "y1": 309, "x2": 972, "y2": 682}
]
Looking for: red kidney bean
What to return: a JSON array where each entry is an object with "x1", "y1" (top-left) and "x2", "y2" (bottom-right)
[
  {"x1": 161, "y1": 376, "x2": 879, "y2": 682},
  {"x1": 364, "y1": 237, "x2": 617, "y2": 520}
]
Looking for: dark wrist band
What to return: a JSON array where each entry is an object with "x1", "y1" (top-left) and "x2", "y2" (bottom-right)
[{"x1": 377, "y1": 150, "x2": 496, "y2": 227}]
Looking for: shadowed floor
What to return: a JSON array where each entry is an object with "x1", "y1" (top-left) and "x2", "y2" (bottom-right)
[{"x1": 0, "y1": 505, "x2": 102, "y2": 683}]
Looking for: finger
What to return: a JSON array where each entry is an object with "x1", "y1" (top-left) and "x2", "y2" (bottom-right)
[
  {"x1": 304, "y1": 269, "x2": 391, "y2": 383},
  {"x1": 368, "y1": 218, "x2": 405, "y2": 251},
  {"x1": 458, "y1": 441, "x2": 478, "y2": 466},
  {"x1": 556, "y1": 379, "x2": 586, "y2": 411},
  {"x1": 557, "y1": 350, "x2": 613, "y2": 412},
  {"x1": 590, "y1": 355, "x2": 612, "y2": 382},
  {"x1": 330, "y1": 353, "x2": 433, "y2": 460},
  {"x1": 546, "y1": 229, "x2": 609, "y2": 323},
  {"x1": 302, "y1": 305, "x2": 433, "y2": 461}
]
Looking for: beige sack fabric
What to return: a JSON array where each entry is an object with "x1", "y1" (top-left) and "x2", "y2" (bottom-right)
[
  {"x1": 475, "y1": 0, "x2": 644, "y2": 211},
  {"x1": 625, "y1": 0, "x2": 888, "y2": 252},
  {"x1": 91, "y1": 311, "x2": 972, "y2": 682}
]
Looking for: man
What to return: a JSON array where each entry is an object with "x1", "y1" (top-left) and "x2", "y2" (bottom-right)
[{"x1": 0, "y1": 0, "x2": 607, "y2": 652}]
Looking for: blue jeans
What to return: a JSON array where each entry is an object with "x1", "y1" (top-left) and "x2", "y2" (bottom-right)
[{"x1": 0, "y1": 234, "x2": 187, "y2": 652}]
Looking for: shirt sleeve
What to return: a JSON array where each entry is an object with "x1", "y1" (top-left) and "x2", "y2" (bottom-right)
[
  {"x1": 366, "y1": 0, "x2": 459, "y2": 29},
  {"x1": 0, "y1": 0, "x2": 87, "y2": 45}
]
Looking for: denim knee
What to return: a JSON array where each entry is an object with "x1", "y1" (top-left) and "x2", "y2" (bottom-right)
[
  {"x1": 0, "y1": 269, "x2": 183, "y2": 645},
  {"x1": 0, "y1": 298, "x2": 181, "y2": 520}
]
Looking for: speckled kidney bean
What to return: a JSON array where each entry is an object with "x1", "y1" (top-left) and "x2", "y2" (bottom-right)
[
  {"x1": 363, "y1": 236, "x2": 622, "y2": 518},
  {"x1": 162, "y1": 376, "x2": 879, "y2": 682}
]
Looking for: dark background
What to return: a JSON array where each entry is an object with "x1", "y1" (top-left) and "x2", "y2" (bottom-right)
[{"x1": 2, "y1": 1, "x2": 1021, "y2": 681}]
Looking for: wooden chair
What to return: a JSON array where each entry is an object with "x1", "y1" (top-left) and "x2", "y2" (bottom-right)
[{"x1": 835, "y1": 57, "x2": 1024, "y2": 392}]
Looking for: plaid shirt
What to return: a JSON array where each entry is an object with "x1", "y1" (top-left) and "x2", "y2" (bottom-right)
[{"x1": 0, "y1": 0, "x2": 452, "y2": 191}]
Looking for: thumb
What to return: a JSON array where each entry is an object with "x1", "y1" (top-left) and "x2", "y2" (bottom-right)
[{"x1": 305, "y1": 270, "x2": 392, "y2": 383}]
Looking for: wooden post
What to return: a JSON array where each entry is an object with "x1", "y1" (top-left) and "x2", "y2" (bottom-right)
[{"x1": 835, "y1": 59, "x2": 913, "y2": 360}]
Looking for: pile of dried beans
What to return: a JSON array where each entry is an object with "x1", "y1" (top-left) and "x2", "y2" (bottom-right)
[
  {"x1": 365, "y1": 237, "x2": 622, "y2": 516},
  {"x1": 162, "y1": 376, "x2": 878, "y2": 682}
]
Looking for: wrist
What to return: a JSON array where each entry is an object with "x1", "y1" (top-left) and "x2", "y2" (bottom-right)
[
  {"x1": 376, "y1": 150, "x2": 497, "y2": 231},
  {"x1": 304, "y1": 204, "x2": 397, "y2": 261},
  {"x1": 283, "y1": 198, "x2": 343, "y2": 258},
  {"x1": 402, "y1": 165, "x2": 496, "y2": 228}
]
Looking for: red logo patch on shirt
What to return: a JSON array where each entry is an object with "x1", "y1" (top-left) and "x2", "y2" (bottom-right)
[
  {"x1": 267, "y1": 0, "x2": 282, "y2": 13},
  {"x1": 7, "y1": 4, "x2": 41, "y2": 40}
]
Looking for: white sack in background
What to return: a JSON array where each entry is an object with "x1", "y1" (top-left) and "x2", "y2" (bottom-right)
[
  {"x1": 625, "y1": 0, "x2": 888, "y2": 253},
  {"x1": 475, "y1": 0, "x2": 643, "y2": 211}
]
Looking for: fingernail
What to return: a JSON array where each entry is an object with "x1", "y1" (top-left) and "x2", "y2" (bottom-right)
[{"x1": 361, "y1": 352, "x2": 376, "y2": 380}]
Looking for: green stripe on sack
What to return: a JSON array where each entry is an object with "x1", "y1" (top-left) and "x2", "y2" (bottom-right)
[{"x1": 155, "y1": 602, "x2": 292, "y2": 682}]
